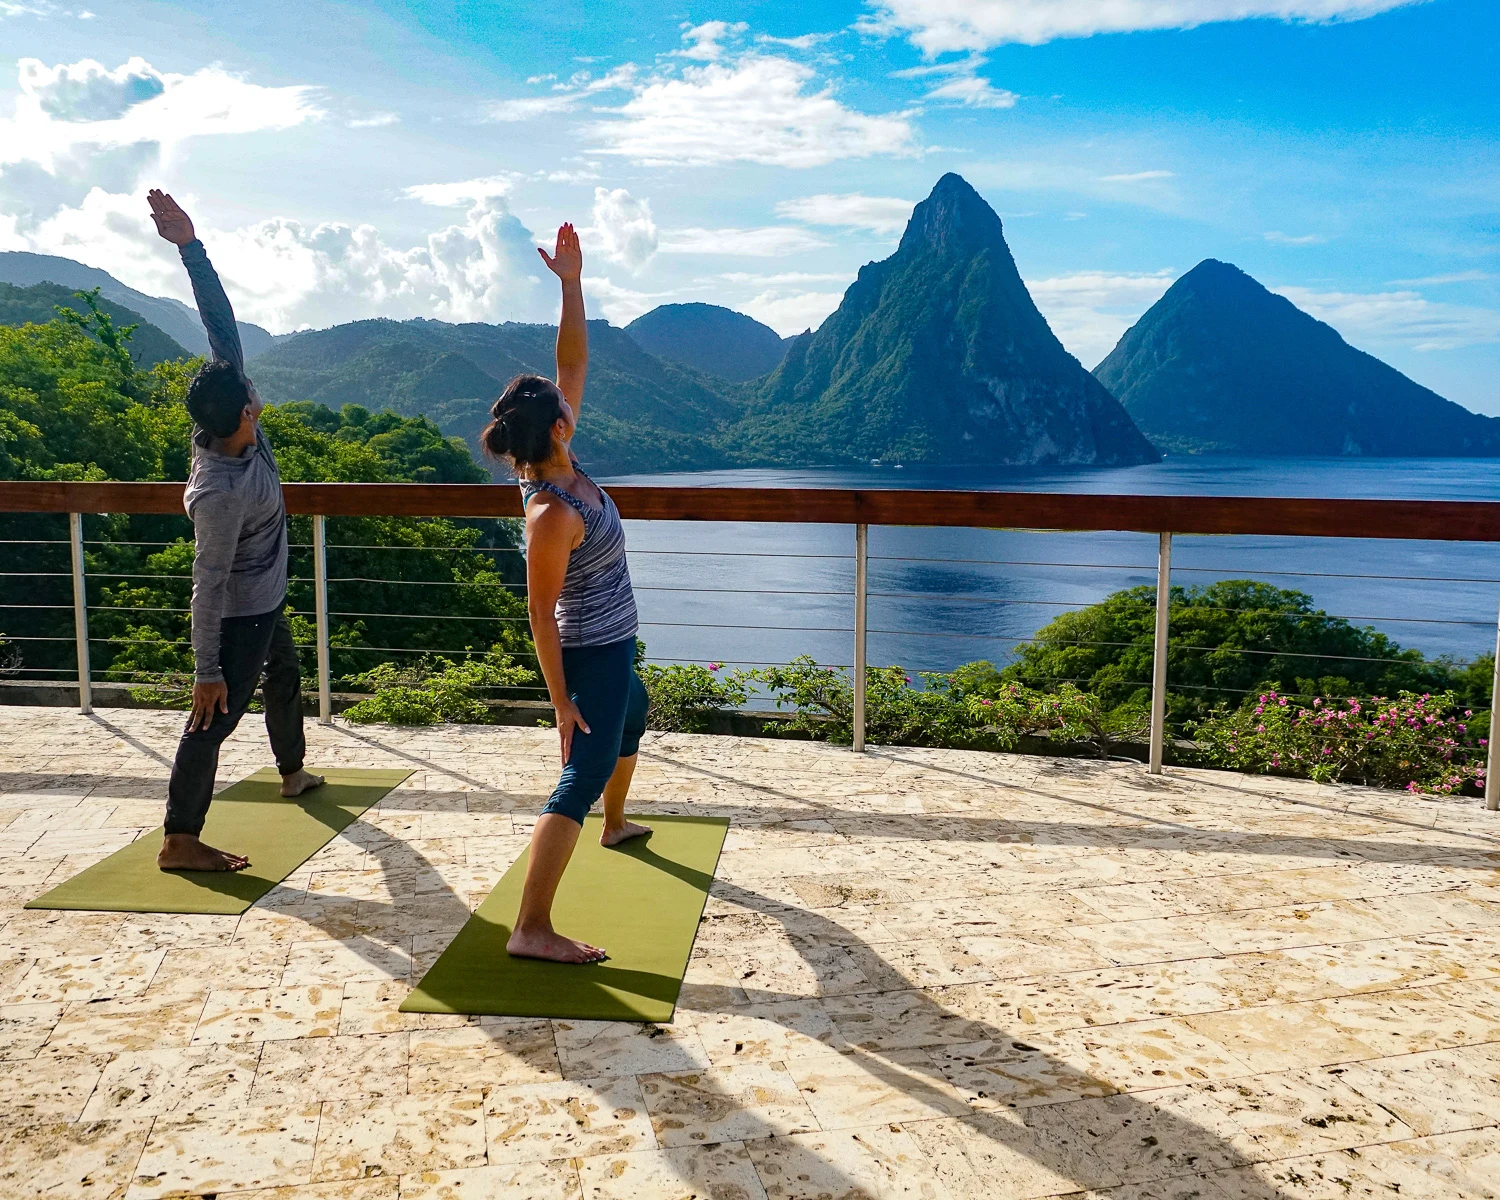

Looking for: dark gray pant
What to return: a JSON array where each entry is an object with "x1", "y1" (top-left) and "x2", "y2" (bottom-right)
[{"x1": 164, "y1": 607, "x2": 305, "y2": 837}]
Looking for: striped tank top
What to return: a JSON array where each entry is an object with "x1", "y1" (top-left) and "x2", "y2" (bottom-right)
[{"x1": 520, "y1": 468, "x2": 639, "y2": 648}]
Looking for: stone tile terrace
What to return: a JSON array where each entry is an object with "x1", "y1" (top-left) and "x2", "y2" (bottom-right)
[{"x1": 2, "y1": 705, "x2": 1500, "y2": 1199}]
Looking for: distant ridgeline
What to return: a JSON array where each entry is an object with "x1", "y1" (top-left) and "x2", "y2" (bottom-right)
[
  {"x1": 1095, "y1": 259, "x2": 1500, "y2": 457},
  {"x1": 6, "y1": 175, "x2": 1497, "y2": 475}
]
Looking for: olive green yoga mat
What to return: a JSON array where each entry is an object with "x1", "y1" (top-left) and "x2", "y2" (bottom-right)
[
  {"x1": 402, "y1": 813, "x2": 729, "y2": 1023},
  {"x1": 26, "y1": 767, "x2": 412, "y2": 915}
]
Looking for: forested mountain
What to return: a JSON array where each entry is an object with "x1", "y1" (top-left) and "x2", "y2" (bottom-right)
[
  {"x1": 0, "y1": 282, "x2": 189, "y2": 369},
  {"x1": 0, "y1": 250, "x2": 274, "y2": 361},
  {"x1": 248, "y1": 317, "x2": 740, "y2": 475},
  {"x1": 1095, "y1": 259, "x2": 1500, "y2": 456},
  {"x1": 0, "y1": 304, "x2": 528, "y2": 690},
  {"x1": 721, "y1": 173, "x2": 1159, "y2": 466},
  {"x1": 625, "y1": 303, "x2": 788, "y2": 381}
]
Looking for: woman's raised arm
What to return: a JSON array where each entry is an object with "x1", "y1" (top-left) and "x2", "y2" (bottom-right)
[{"x1": 539, "y1": 223, "x2": 587, "y2": 422}]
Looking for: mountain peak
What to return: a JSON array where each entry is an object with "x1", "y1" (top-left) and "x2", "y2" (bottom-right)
[{"x1": 897, "y1": 172, "x2": 1005, "y2": 259}]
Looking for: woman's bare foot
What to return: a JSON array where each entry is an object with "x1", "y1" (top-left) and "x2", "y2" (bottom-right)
[
  {"x1": 280, "y1": 769, "x2": 324, "y2": 798},
  {"x1": 158, "y1": 834, "x2": 250, "y2": 872},
  {"x1": 507, "y1": 926, "x2": 607, "y2": 963},
  {"x1": 601, "y1": 819, "x2": 651, "y2": 848}
]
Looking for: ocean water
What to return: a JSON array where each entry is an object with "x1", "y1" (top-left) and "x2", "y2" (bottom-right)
[{"x1": 599, "y1": 457, "x2": 1500, "y2": 676}]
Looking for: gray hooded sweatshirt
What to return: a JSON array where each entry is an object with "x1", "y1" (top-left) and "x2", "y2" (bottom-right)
[{"x1": 178, "y1": 239, "x2": 288, "y2": 682}]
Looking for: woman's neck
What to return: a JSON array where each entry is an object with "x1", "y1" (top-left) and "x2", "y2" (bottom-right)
[{"x1": 522, "y1": 445, "x2": 575, "y2": 483}]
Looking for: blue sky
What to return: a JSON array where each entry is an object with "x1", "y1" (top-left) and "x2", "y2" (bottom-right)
[{"x1": 1, "y1": 0, "x2": 1496, "y2": 409}]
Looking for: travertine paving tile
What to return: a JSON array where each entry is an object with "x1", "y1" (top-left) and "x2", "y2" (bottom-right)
[
  {"x1": 82, "y1": 1044, "x2": 261, "y2": 1120},
  {"x1": 194, "y1": 986, "x2": 341, "y2": 1044},
  {"x1": 130, "y1": 1104, "x2": 322, "y2": 1196},
  {"x1": 2, "y1": 948, "x2": 166, "y2": 1004},
  {"x1": 927, "y1": 1036, "x2": 1117, "y2": 1110},
  {"x1": 747, "y1": 1124, "x2": 952, "y2": 1200},
  {"x1": 0, "y1": 1053, "x2": 106, "y2": 1121},
  {"x1": 0, "y1": 1000, "x2": 63, "y2": 1059},
  {"x1": 408, "y1": 1022, "x2": 560, "y2": 1092},
  {"x1": 1046, "y1": 1018, "x2": 1256, "y2": 1091},
  {"x1": 1200, "y1": 1068, "x2": 1415, "y2": 1160},
  {"x1": 484, "y1": 1075, "x2": 655, "y2": 1165},
  {"x1": 689, "y1": 998, "x2": 848, "y2": 1065},
  {"x1": 638, "y1": 1062, "x2": 819, "y2": 1146},
  {"x1": 311, "y1": 1093, "x2": 486, "y2": 1182},
  {"x1": 785, "y1": 1047, "x2": 970, "y2": 1130},
  {"x1": 576, "y1": 1142, "x2": 768, "y2": 1200},
  {"x1": 218, "y1": 1181, "x2": 399, "y2": 1200},
  {"x1": 909, "y1": 1108, "x2": 1121, "y2": 1198},
  {"x1": 1050, "y1": 1088, "x2": 1248, "y2": 1185},
  {"x1": 1182, "y1": 1004, "x2": 1379, "y2": 1073},
  {"x1": 1340, "y1": 1043, "x2": 1500, "y2": 1136},
  {"x1": 44, "y1": 994, "x2": 204, "y2": 1055},
  {"x1": 396, "y1": 1161, "x2": 581, "y2": 1200},
  {"x1": 553, "y1": 1020, "x2": 711, "y2": 1080},
  {"x1": 250, "y1": 1033, "x2": 408, "y2": 1104},
  {"x1": 0, "y1": 1118, "x2": 153, "y2": 1200}
]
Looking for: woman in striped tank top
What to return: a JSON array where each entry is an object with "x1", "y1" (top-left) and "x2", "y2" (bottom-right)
[{"x1": 481, "y1": 222, "x2": 650, "y2": 965}]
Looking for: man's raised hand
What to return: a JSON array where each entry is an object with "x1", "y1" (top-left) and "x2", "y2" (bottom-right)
[
  {"x1": 148, "y1": 189, "x2": 196, "y2": 247},
  {"x1": 538, "y1": 222, "x2": 582, "y2": 282}
]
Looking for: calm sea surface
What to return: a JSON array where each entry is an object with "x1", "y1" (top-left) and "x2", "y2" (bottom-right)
[{"x1": 599, "y1": 457, "x2": 1500, "y2": 677}]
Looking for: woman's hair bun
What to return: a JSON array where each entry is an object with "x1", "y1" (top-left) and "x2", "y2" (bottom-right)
[{"x1": 480, "y1": 375, "x2": 562, "y2": 469}]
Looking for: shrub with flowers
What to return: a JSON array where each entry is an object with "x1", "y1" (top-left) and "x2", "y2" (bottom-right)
[
  {"x1": 1190, "y1": 688, "x2": 1485, "y2": 794},
  {"x1": 638, "y1": 661, "x2": 750, "y2": 732}
]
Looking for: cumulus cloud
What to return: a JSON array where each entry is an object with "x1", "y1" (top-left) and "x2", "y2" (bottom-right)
[
  {"x1": 675, "y1": 20, "x2": 749, "y2": 61},
  {"x1": 1, "y1": 56, "x2": 321, "y2": 173},
  {"x1": 1275, "y1": 285, "x2": 1500, "y2": 353},
  {"x1": 774, "y1": 192, "x2": 915, "y2": 235},
  {"x1": 659, "y1": 226, "x2": 831, "y2": 256},
  {"x1": 587, "y1": 25, "x2": 916, "y2": 169},
  {"x1": 1025, "y1": 269, "x2": 1177, "y2": 366},
  {"x1": 486, "y1": 94, "x2": 580, "y2": 122},
  {"x1": 741, "y1": 287, "x2": 845, "y2": 335},
  {"x1": 16, "y1": 183, "x2": 556, "y2": 333},
  {"x1": 584, "y1": 275, "x2": 667, "y2": 325},
  {"x1": 403, "y1": 174, "x2": 517, "y2": 206},
  {"x1": 586, "y1": 186, "x2": 658, "y2": 271},
  {"x1": 859, "y1": 0, "x2": 1428, "y2": 53}
]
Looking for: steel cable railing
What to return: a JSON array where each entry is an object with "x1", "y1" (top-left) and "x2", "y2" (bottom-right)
[{"x1": 4, "y1": 483, "x2": 1500, "y2": 809}]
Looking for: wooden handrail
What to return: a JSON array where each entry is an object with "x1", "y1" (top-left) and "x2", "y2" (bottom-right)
[{"x1": 1, "y1": 480, "x2": 1498, "y2": 541}]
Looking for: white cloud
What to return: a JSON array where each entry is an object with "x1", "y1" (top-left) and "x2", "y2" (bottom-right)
[
  {"x1": 756, "y1": 32, "x2": 837, "y2": 49},
  {"x1": 741, "y1": 287, "x2": 844, "y2": 335},
  {"x1": 1275, "y1": 285, "x2": 1500, "y2": 353},
  {"x1": 675, "y1": 20, "x2": 749, "y2": 61},
  {"x1": 403, "y1": 174, "x2": 517, "y2": 206},
  {"x1": 1100, "y1": 169, "x2": 1175, "y2": 182},
  {"x1": 659, "y1": 226, "x2": 831, "y2": 256},
  {"x1": 584, "y1": 275, "x2": 666, "y2": 325},
  {"x1": 348, "y1": 112, "x2": 399, "y2": 128},
  {"x1": 1, "y1": 56, "x2": 321, "y2": 173},
  {"x1": 774, "y1": 192, "x2": 915, "y2": 235},
  {"x1": 1388, "y1": 270, "x2": 1493, "y2": 286},
  {"x1": 485, "y1": 65, "x2": 637, "y2": 123},
  {"x1": 923, "y1": 73, "x2": 1018, "y2": 108},
  {"x1": 17, "y1": 185, "x2": 556, "y2": 332},
  {"x1": 586, "y1": 186, "x2": 657, "y2": 271},
  {"x1": 1025, "y1": 269, "x2": 1176, "y2": 366},
  {"x1": 486, "y1": 94, "x2": 580, "y2": 122},
  {"x1": 860, "y1": 0, "x2": 1429, "y2": 53},
  {"x1": 719, "y1": 270, "x2": 853, "y2": 285},
  {"x1": 1264, "y1": 230, "x2": 1325, "y2": 245},
  {"x1": 546, "y1": 166, "x2": 602, "y2": 183},
  {"x1": 590, "y1": 54, "x2": 916, "y2": 168}
]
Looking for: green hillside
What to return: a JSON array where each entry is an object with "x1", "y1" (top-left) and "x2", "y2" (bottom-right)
[
  {"x1": 0, "y1": 282, "x2": 190, "y2": 369},
  {"x1": 249, "y1": 318, "x2": 741, "y2": 476}
]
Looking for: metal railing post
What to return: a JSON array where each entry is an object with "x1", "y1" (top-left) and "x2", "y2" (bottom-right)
[
  {"x1": 1487, "y1": 594, "x2": 1500, "y2": 811},
  {"x1": 1148, "y1": 531, "x2": 1172, "y2": 775},
  {"x1": 68, "y1": 512, "x2": 92, "y2": 715},
  {"x1": 313, "y1": 514, "x2": 332, "y2": 725},
  {"x1": 853, "y1": 523, "x2": 868, "y2": 753}
]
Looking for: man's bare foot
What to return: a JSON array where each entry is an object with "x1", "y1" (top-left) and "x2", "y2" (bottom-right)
[
  {"x1": 280, "y1": 769, "x2": 324, "y2": 798},
  {"x1": 601, "y1": 819, "x2": 652, "y2": 848},
  {"x1": 507, "y1": 927, "x2": 607, "y2": 963},
  {"x1": 158, "y1": 834, "x2": 250, "y2": 872}
]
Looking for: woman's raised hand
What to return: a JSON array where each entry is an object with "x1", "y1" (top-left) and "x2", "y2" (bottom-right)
[
  {"x1": 538, "y1": 222, "x2": 583, "y2": 282},
  {"x1": 147, "y1": 189, "x2": 196, "y2": 247}
]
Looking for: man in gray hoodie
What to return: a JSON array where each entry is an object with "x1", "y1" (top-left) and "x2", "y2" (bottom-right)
[{"x1": 148, "y1": 190, "x2": 322, "y2": 872}]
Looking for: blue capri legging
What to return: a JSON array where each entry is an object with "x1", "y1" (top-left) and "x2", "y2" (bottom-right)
[{"x1": 541, "y1": 636, "x2": 649, "y2": 824}]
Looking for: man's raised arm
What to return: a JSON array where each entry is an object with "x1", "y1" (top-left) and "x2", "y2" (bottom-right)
[{"x1": 148, "y1": 189, "x2": 243, "y2": 374}]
